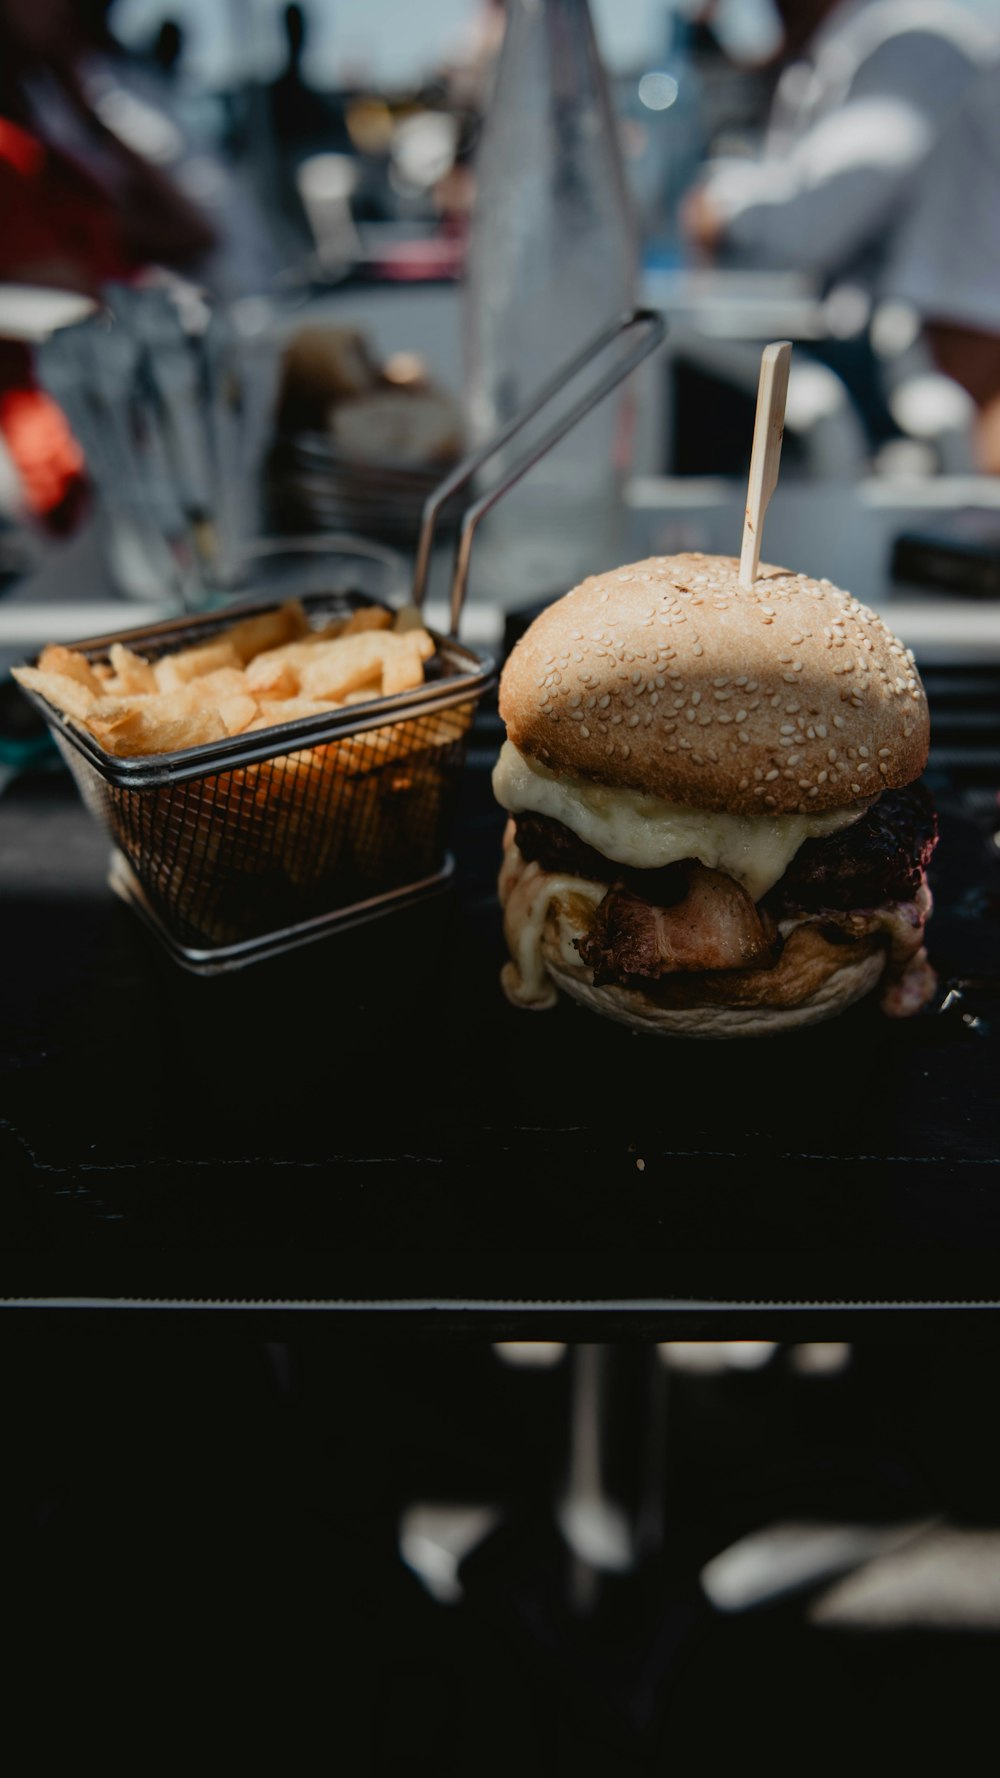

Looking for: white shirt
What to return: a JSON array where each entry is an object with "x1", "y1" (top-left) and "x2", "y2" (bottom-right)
[
  {"x1": 701, "y1": 0, "x2": 999, "y2": 295},
  {"x1": 882, "y1": 60, "x2": 1000, "y2": 331}
]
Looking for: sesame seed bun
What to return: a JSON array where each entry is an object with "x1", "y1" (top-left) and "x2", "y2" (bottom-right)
[{"x1": 498, "y1": 553, "x2": 929, "y2": 817}]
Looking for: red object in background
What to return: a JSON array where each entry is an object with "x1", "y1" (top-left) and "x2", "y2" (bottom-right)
[
  {"x1": 0, "y1": 115, "x2": 137, "y2": 294},
  {"x1": 0, "y1": 358, "x2": 88, "y2": 532},
  {"x1": 0, "y1": 113, "x2": 139, "y2": 533}
]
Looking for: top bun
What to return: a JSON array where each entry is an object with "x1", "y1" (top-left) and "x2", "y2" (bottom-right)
[{"x1": 499, "y1": 553, "x2": 929, "y2": 816}]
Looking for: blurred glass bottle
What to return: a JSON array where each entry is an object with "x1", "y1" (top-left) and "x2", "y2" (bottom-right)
[{"x1": 461, "y1": 0, "x2": 638, "y2": 604}]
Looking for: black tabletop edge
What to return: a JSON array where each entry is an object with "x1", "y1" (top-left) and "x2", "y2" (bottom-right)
[{"x1": 2, "y1": 1296, "x2": 1000, "y2": 1341}]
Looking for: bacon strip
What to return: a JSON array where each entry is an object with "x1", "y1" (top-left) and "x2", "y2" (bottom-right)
[{"x1": 576, "y1": 863, "x2": 777, "y2": 984}]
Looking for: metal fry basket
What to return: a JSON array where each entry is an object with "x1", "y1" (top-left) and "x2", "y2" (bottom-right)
[{"x1": 19, "y1": 309, "x2": 666, "y2": 972}]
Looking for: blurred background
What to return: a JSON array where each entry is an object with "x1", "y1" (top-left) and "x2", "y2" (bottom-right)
[
  {"x1": 2, "y1": 0, "x2": 1000, "y2": 635},
  {"x1": 3, "y1": 3, "x2": 1000, "y2": 1766}
]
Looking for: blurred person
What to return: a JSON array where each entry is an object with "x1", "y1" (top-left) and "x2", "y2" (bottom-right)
[
  {"x1": 59, "y1": 0, "x2": 285, "y2": 298},
  {"x1": 0, "y1": 0, "x2": 219, "y2": 283},
  {"x1": 883, "y1": 59, "x2": 1000, "y2": 472},
  {"x1": 678, "y1": 0, "x2": 999, "y2": 447},
  {"x1": 264, "y1": 1, "x2": 355, "y2": 257},
  {"x1": 150, "y1": 16, "x2": 184, "y2": 82},
  {"x1": 0, "y1": 0, "x2": 216, "y2": 295},
  {"x1": 267, "y1": 1, "x2": 351, "y2": 159}
]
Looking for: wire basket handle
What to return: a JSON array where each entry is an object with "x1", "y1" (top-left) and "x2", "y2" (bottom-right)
[{"x1": 411, "y1": 306, "x2": 667, "y2": 635}]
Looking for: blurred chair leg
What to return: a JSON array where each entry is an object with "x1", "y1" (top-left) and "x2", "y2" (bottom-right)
[{"x1": 556, "y1": 1342, "x2": 668, "y2": 1614}]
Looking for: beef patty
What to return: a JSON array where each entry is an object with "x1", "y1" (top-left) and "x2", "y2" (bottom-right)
[{"x1": 512, "y1": 781, "x2": 938, "y2": 914}]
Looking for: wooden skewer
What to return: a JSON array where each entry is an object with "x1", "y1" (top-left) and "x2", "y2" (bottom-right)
[{"x1": 739, "y1": 340, "x2": 792, "y2": 589}]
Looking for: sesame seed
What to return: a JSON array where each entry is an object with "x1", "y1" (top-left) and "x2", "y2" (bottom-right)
[
  {"x1": 580, "y1": 725, "x2": 590, "y2": 738},
  {"x1": 690, "y1": 690, "x2": 702, "y2": 706},
  {"x1": 765, "y1": 768, "x2": 779, "y2": 781}
]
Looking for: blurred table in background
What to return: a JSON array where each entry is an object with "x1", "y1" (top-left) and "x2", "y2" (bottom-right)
[{"x1": 4, "y1": 473, "x2": 1000, "y2": 678}]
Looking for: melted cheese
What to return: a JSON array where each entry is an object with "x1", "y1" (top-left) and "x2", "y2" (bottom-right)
[
  {"x1": 498, "y1": 837, "x2": 604, "y2": 1008},
  {"x1": 492, "y1": 741, "x2": 867, "y2": 903}
]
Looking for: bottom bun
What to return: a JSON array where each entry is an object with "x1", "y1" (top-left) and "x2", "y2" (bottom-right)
[
  {"x1": 498, "y1": 832, "x2": 892, "y2": 1038},
  {"x1": 542, "y1": 947, "x2": 886, "y2": 1039}
]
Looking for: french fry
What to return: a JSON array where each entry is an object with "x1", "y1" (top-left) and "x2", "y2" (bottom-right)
[
  {"x1": 186, "y1": 665, "x2": 251, "y2": 701},
  {"x1": 153, "y1": 639, "x2": 241, "y2": 689},
  {"x1": 87, "y1": 705, "x2": 228, "y2": 756},
  {"x1": 298, "y1": 630, "x2": 430, "y2": 702},
  {"x1": 16, "y1": 594, "x2": 440, "y2": 761},
  {"x1": 245, "y1": 697, "x2": 340, "y2": 730},
  {"x1": 340, "y1": 606, "x2": 394, "y2": 635},
  {"x1": 222, "y1": 599, "x2": 309, "y2": 663},
  {"x1": 244, "y1": 658, "x2": 300, "y2": 699},
  {"x1": 380, "y1": 635, "x2": 428, "y2": 696},
  {"x1": 217, "y1": 694, "x2": 258, "y2": 735},
  {"x1": 36, "y1": 645, "x2": 106, "y2": 696},
  {"x1": 107, "y1": 643, "x2": 157, "y2": 695},
  {"x1": 11, "y1": 664, "x2": 97, "y2": 722}
]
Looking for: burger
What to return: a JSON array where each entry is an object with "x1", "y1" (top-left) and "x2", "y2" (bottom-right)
[{"x1": 493, "y1": 553, "x2": 938, "y2": 1037}]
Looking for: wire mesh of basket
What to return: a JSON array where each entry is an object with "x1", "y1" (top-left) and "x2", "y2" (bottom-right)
[{"x1": 26, "y1": 593, "x2": 490, "y2": 970}]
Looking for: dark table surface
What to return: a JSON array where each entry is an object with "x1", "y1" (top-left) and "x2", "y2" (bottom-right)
[{"x1": 2, "y1": 659, "x2": 1000, "y2": 1335}]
